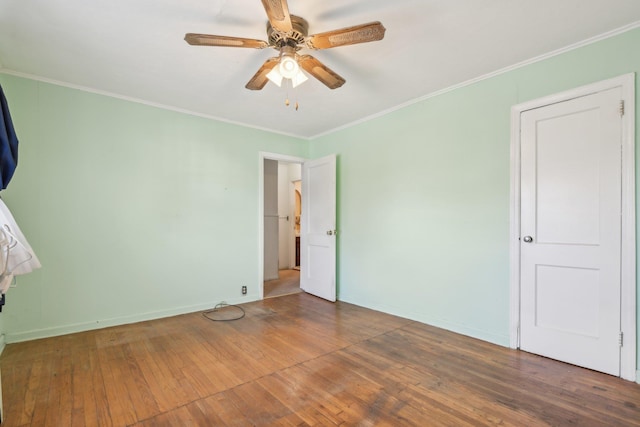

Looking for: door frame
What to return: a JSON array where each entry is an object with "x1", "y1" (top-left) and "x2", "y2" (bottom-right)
[
  {"x1": 508, "y1": 73, "x2": 636, "y2": 381},
  {"x1": 258, "y1": 151, "x2": 306, "y2": 300},
  {"x1": 289, "y1": 180, "x2": 301, "y2": 268}
]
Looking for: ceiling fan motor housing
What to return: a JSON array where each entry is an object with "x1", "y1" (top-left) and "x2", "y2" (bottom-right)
[{"x1": 267, "y1": 15, "x2": 309, "y2": 49}]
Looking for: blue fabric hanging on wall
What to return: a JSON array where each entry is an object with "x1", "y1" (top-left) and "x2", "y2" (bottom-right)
[{"x1": 0, "y1": 84, "x2": 19, "y2": 190}]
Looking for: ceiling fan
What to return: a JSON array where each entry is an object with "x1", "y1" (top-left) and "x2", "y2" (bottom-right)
[{"x1": 184, "y1": 0, "x2": 386, "y2": 90}]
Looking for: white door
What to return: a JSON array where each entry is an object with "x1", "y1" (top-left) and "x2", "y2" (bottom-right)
[
  {"x1": 519, "y1": 88, "x2": 623, "y2": 376},
  {"x1": 300, "y1": 154, "x2": 336, "y2": 302}
]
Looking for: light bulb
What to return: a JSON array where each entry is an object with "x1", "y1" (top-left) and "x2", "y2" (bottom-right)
[{"x1": 279, "y1": 56, "x2": 299, "y2": 79}]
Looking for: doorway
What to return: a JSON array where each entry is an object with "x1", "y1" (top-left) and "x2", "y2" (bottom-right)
[
  {"x1": 261, "y1": 155, "x2": 303, "y2": 299},
  {"x1": 509, "y1": 74, "x2": 636, "y2": 381},
  {"x1": 259, "y1": 152, "x2": 338, "y2": 303}
]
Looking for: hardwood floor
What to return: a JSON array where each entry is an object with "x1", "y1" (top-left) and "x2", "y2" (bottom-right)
[
  {"x1": 264, "y1": 269, "x2": 301, "y2": 299},
  {"x1": 1, "y1": 293, "x2": 639, "y2": 426}
]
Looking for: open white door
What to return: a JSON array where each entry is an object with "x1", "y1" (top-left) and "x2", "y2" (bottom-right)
[{"x1": 300, "y1": 154, "x2": 336, "y2": 302}]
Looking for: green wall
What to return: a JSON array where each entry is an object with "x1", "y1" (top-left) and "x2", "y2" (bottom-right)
[
  {"x1": 0, "y1": 75, "x2": 306, "y2": 341},
  {"x1": 311, "y1": 28, "x2": 640, "y2": 363}
]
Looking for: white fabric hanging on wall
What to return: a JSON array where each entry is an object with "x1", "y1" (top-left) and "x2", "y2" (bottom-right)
[{"x1": 0, "y1": 198, "x2": 40, "y2": 277}]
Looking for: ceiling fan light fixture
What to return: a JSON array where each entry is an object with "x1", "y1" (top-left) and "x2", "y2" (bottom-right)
[
  {"x1": 265, "y1": 44, "x2": 308, "y2": 88},
  {"x1": 291, "y1": 69, "x2": 308, "y2": 88},
  {"x1": 266, "y1": 67, "x2": 284, "y2": 87},
  {"x1": 279, "y1": 55, "x2": 299, "y2": 79}
]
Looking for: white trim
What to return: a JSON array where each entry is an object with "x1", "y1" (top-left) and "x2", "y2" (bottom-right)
[
  {"x1": 509, "y1": 73, "x2": 636, "y2": 381},
  {"x1": 4, "y1": 22, "x2": 640, "y2": 141},
  {"x1": 4, "y1": 296, "x2": 254, "y2": 343},
  {"x1": 310, "y1": 21, "x2": 640, "y2": 140},
  {"x1": 509, "y1": 105, "x2": 522, "y2": 350},
  {"x1": 288, "y1": 180, "x2": 298, "y2": 269},
  {"x1": 0, "y1": 333, "x2": 5, "y2": 355},
  {"x1": 258, "y1": 152, "x2": 306, "y2": 300},
  {"x1": 619, "y1": 75, "x2": 636, "y2": 382},
  {"x1": 340, "y1": 294, "x2": 508, "y2": 346},
  {"x1": 0, "y1": 69, "x2": 306, "y2": 140}
]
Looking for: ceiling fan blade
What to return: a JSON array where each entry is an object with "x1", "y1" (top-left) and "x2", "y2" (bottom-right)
[
  {"x1": 306, "y1": 22, "x2": 386, "y2": 50},
  {"x1": 185, "y1": 33, "x2": 269, "y2": 49},
  {"x1": 261, "y1": 0, "x2": 292, "y2": 33},
  {"x1": 245, "y1": 58, "x2": 280, "y2": 90},
  {"x1": 297, "y1": 55, "x2": 345, "y2": 90}
]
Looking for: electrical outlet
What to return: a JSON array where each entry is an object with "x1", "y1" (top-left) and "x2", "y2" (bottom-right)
[{"x1": 241, "y1": 285, "x2": 247, "y2": 295}]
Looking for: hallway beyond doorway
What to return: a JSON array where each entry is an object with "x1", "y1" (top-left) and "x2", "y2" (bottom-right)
[{"x1": 264, "y1": 269, "x2": 301, "y2": 298}]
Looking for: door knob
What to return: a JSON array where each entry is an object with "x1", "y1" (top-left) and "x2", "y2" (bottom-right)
[
  {"x1": 523, "y1": 236, "x2": 533, "y2": 243},
  {"x1": 327, "y1": 230, "x2": 333, "y2": 236}
]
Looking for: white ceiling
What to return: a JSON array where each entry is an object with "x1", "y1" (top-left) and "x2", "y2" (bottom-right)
[{"x1": 1, "y1": 0, "x2": 639, "y2": 139}]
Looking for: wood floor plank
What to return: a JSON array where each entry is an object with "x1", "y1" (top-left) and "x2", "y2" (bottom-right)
[
  {"x1": 339, "y1": 345, "x2": 520, "y2": 425},
  {"x1": 226, "y1": 381, "x2": 294, "y2": 425},
  {"x1": 3, "y1": 354, "x2": 40, "y2": 425},
  {"x1": 187, "y1": 392, "x2": 252, "y2": 427},
  {"x1": 1, "y1": 293, "x2": 639, "y2": 426},
  {"x1": 25, "y1": 357, "x2": 54, "y2": 426},
  {"x1": 256, "y1": 371, "x2": 345, "y2": 426},
  {"x1": 70, "y1": 348, "x2": 99, "y2": 427},
  {"x1": 96, "y1": 344, "x2": 143, "y2": 426}
]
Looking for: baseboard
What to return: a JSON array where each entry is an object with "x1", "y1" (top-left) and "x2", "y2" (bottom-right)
[
  {"x1": 636, "y1": 370, "x2": 640, "y2": 384},
  {"x1": 338, "y1": 294, "x2": 510, "y2": 347},
  {"x1": 5, "y1": 294, "x2": 259, "y2": 343}
]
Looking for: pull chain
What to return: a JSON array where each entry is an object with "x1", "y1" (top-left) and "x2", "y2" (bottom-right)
[{"x1": 283, "y1": 80, "x2": 299, "y2": 110}]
